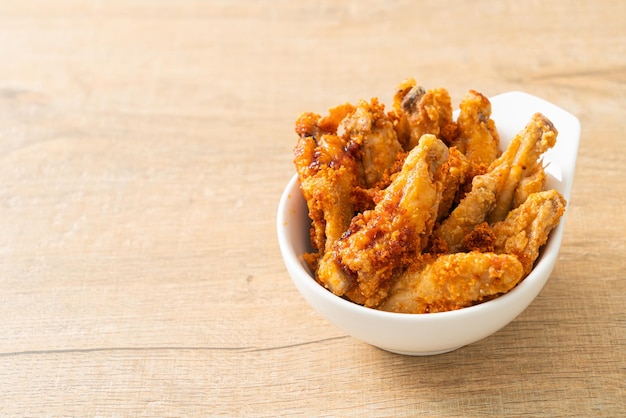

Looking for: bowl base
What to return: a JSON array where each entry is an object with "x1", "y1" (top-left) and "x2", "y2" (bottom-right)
[{"x1": 378, "y1": 345, "x2": 465, "y2": 356}]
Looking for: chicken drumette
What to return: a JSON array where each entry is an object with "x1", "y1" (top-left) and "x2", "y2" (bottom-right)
[{"x1": 334, "y1": 134, "x2": 449, "y2": 307}]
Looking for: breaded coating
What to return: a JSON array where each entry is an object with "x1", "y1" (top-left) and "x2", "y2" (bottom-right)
[
  {"x1": 400, "y1": 84, "x2": 455, "y2": 150},
  {"x1": 492, "y1": 189, "x2": 566, "y2": 274},
  {"x1": 454, "y1": 89, "x2": 500, "y2": 166},
  {"x1": 339, "y1": 98, "x2": 403, "y2": 188},
  {"x1": 293, "y1": 108, "x2": 360, "y2": 295},
  {"x1": 432, "y1": 163, "x2": 508, "y2": 253},
  {"x1": 461, "y1": 222, "x2": 496, "y2": 253},
  {"x1": 379, "y1": 252, "x2": 525, "y2": 313},
  {"x1": 436, "y1": 146, "x2": 471, "y2": 222},
  {"x1": 293, "y1": 99, "x2": 404, "y2": 297},
  {"x1": 487, "y1": 113, "x2": 557, "y2": 223},
  {"x1": 513, "y1": 161, "x2": 547, "y2": 209}
]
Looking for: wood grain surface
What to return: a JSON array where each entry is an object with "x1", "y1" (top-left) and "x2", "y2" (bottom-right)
[{"x1": 0, "y1": 0, "x2": 624, "y2": 416}]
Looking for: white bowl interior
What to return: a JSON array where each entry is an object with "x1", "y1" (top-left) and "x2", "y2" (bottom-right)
[{"x1": 277, "y1": 92, "x2": 580, "y2": 355}]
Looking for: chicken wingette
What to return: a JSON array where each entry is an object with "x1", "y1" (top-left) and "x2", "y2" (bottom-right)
[{"x1": 378, "y1": 252, "x2": 525, "y2": 314}]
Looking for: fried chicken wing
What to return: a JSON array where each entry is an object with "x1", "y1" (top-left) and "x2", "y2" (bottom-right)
[
  {"x1": 335, "y1": 134, "x2": 449, "y2": 306},
  {"x1": 293, "y1": 99, "x2": 405, "y2": 297},
  {"x1": 293, "y1": 110, "x2": 360, "y2": 295},
  {"x1": 399, "y1": 83, "x2": 455, "y2": 150},
  {"x1": 492, "y1": 189, "x2": 566, "y2": 274},
  {"x1": 454, "y1": 89, "x2": 500, "y2": 168},
  {"x1": 293, "y1": 131, "x2": 357, "y2": 251},
  {"x1": 302, "y1": 166, "x2": 359, "y2": 295},
  {"x1": 339, "y1": 98, "x2": 403, "y2": 188},
  {"x1": 487, "y1": 113, "x2": 557, "y2": 223},
  {"x1": 432, "y1": 113, "x2": 558, "y2": 252},
  {"x1": 431, "y1": 163, "x2": 508, "y2": 253},
  {"x1": 378, "y1": 252, "x2": 525, "y2": 313}
]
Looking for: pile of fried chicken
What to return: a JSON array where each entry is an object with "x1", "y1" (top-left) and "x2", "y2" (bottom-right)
[{"x1": 293, "y1": 79, "x2": 566, "y2": 313}]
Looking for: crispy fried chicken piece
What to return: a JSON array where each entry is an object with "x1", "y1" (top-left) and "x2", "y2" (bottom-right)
[
  {"x1": 293, "y1": 129, "x2": 356, "y2": 250},
  {"x1": 335, "y1": 134, "x2": 449, "y2": 306},
  {"x1": 293, "y1": 108, "x2": 360, "y2": 295},
  {"x1": 487, "y1": 113, "x2": 557, "y2": 223},
  {"x1": 453, "y1": 89, "x2": 500, "y2": 167},
  {"x1": 432, "y1": 113, "x2": 558, "y2": 252},
  {"x1": 293, "y1": 99, "x2": 404, "y2": 297},
  {"x1": 492, "y1": 189, "x2": 566, "y2": 275},
  {"x1": 431, "y1": 163, "x2": 509, "y2": 253},
  {"x1": 339, "y1": 98, "x2": 403, "y2": 188},
  {"x1": 398, "y1": 83, "x2": 455, "y2": 150},
  {"x1": 378, "y1": 252, "x2": 525, "y2": 313},
  {"x1": 302, "y1": 166, "x2": 359, "y2": 295},
  {"x1": 436, "y1": 146, "x2": 471, "y2": 222}
]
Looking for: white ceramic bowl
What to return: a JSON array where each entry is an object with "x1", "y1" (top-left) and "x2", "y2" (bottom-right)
[{"x1": 277, "y1": 92, "x2": 580, "y2": 355}]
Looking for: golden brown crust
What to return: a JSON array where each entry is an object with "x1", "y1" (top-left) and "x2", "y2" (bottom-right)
[
  {"x1": 492, "y1": 189, "x2": 566, "y2": 275},
  {"x1": 379, "y1": 252, "x2": 525, "y2": 314},
  {"x1": 454, "y1": 89, "x2": 500, "y2": 165},
  {"x1": 336, "y1": 135, "x2": 449, "y2": 307}
]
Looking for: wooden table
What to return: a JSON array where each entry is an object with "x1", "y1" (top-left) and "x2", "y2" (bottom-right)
[{"x1": 1, "y1": 1, "x2": 624, "y2": 416}]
